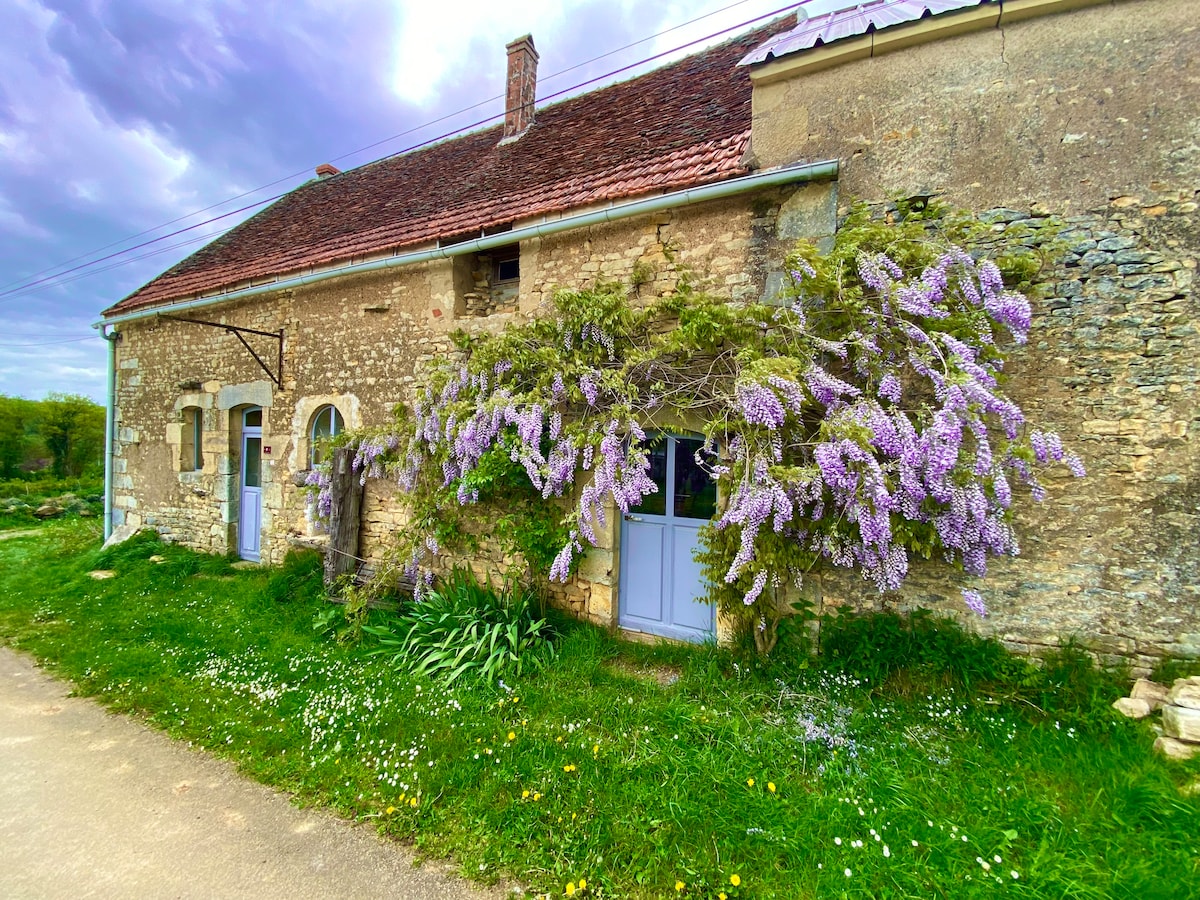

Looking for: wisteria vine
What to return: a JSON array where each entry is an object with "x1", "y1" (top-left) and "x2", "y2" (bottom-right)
[{"x1": 310, "y1": 205, "x2": 1083, "y2": 634}]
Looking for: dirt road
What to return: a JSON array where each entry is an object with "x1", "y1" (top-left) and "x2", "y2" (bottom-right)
[{"x1": 0, "y1": 647, "x2": 504, "y2": 899}]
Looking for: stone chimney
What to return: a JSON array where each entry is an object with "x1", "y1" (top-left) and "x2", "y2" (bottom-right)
[{"x1": 502, "y1": 34, "x2": 538, "y2": 141}]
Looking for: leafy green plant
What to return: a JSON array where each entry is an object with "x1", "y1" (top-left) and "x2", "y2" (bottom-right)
[
  {"x1": 1149, "y1": 656, "x2": 1200, "y2": 685},
  {"x1": 365, "y1": 567, "x2": 556, "y2": 684}
]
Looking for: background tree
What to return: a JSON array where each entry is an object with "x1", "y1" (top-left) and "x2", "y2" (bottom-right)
[
  {"x1": 0, "y1": 395, "x2": 42, "y2": 478},
  {"x1": 35, "y1": 394, "x2": 105, "y2": 478}
]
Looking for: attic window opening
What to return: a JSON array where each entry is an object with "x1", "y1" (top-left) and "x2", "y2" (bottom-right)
[{"x1": 494, "y1": 248, "x2": 520, "y2": 284}]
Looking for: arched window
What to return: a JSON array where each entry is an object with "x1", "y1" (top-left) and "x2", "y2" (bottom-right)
[
  {"x1": 181, "y1": 407, "x2": 203, "y2": 471},
  {"x1": 309, "y1": 405, "x2": 345, "y2": 466}
]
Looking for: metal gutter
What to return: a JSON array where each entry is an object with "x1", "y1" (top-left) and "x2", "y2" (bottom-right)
[{"x1": 93, "y1": 159, "x2": 839, "y2": 328}]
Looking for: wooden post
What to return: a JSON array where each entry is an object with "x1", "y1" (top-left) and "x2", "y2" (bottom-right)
[{"x1": 324, "y1": 446, "x2": 363, "y2": 588}]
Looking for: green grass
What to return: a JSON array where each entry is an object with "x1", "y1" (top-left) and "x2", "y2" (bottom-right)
[{"x1": 1, "y1": 521, "x2": 1198, "y2": 899}]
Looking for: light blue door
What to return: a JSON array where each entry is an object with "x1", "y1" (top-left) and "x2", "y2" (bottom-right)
[
  {"x1": 618, "y1": 435, "x2": 716, "y2": 641},
  {"x1": 238, "y1": 407, "x2": 263, "y2": 561}
]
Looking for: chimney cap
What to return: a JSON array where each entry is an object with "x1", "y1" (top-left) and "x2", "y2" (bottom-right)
[
  {"x1": 506, "y1": 34, "x2": 537, "y2": 56},
  {"x1": 315, "y1": 163, "x2": 340, "y2": 178}
]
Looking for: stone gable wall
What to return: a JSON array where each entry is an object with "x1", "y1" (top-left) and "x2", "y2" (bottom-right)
[{"x1": 808, "y1": 194, "x2": 1199, "y2": 670}]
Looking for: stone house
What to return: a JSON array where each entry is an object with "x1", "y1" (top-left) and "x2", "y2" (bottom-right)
[{"x1": 98, "y1": 0, "x2": 1198, "y2": 667}]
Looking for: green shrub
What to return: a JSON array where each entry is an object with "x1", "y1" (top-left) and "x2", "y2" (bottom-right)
[
  {"x1": 1149, "y1": 656, "x2": 1200, "y2": 685},
  {"x1": 365, "y1": 568, "x2": 555, "y2": 684}
]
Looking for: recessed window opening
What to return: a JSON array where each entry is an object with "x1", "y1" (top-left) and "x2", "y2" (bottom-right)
[
  {"x1": 309, "y1": 405, "x2": 345, "y2": 467},
  {"x1": 456, "y1": 244, "x2": 521, "y2": 317},
  {"x1": 181, "y1": 407, "x2": 203, "y2": 471},
  {"x1": 493, "y1": 249, "x2": 520, "y2": 284}
]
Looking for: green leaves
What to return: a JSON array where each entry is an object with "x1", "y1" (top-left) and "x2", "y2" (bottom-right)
[{"x1": 367, "y1": 568, "x2": 556, "y2": 685}]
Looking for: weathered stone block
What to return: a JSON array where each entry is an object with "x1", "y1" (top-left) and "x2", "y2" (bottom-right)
[
  {"x1": 1162, "y1": 705, "x2": 1200, "y2": 742},
  {"x1": 1167, "y1": 676, "x2": 1200, "y2": 711},
  {"x1": 1112, "y1": 697, "x2": 1152, "y2": 719},
  {"x1": 1154, "y1": 735, "x2": 1200, "y2": 761},
  {"x1": 589, "y1": 582, "x2": 613, "y2": 622},
  {"x1": 1130, "y1": 678, "x2": 1170, "y2": 709}
]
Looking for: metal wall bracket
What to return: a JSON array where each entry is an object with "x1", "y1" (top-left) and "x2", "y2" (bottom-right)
[{"x1": 160, "y1": 314, "x2": 284, "y2": 388}]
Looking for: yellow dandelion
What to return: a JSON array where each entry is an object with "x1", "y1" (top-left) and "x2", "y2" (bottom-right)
[
  {"x1": 720, "y1": 894, "x2": 728, "y2": 900},
  {"x1": 522, "y1": 790, "x2": 531, "y2": 799},
  {"x1": 508, "y1": 731, "x2": 517, "y2": 741},
  {"x1": 675, "y1": 880, "x2": 685, "y2": 892},
  {"x1": 578, "y1": 879, "x2": 586, "y2": 889},
  {"x1": 592, "y1": 744, "x2": 599, "y2": 754},
  {"x1": 409, "y1": 797, "x2": 418, "y2": 807},
  {"x1": 565, "y1": 882, "x2": 576, "y2": 896},
  {"x1": 556, "y1": 735, "x2": 563, "y2": 743},
  {"x1": 512, "y1": 696, "x2": 520, "y2": 703},
  {"x1": 730, "y1": 874, "x2": 741, "y2": 887},
  {"x1": 767, "y1": 782, "x2": 776, "y2": 793},
  {"x1": 386, "y1": 806, "x2": 396, "y2": 814},
  {"x1": 534, "y1": 792, "x2": 542, "y2": 801},
  {"x1": 746, "y1": 777, "x2": 755, "y2": 787}
]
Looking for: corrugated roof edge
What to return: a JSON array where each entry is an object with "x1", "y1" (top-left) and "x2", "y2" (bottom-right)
[{"x1": 739, "y1": 0, "x2": 991, "y2": 65}]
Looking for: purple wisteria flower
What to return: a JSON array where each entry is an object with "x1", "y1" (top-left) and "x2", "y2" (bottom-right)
[
  {"x1": 736, "y1": 381, "x2": 786, "y2": 429},
  {"x1": 962, "y1": 589, "x2": 988, "y2": 617}
]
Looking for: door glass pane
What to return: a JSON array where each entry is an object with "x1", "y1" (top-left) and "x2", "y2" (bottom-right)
[
  {"x1": 244, "y1": 408, "x2": 262, "y2": 428},
  {"x1": 629, "y1": 438, "x2": 667, "y2": 516},
  {"x1": 674, "y1": 437, "x2": 716, "y2": 520},
  {"x1": 243, "y1": 437, "x2": 261, "y2": 488}
]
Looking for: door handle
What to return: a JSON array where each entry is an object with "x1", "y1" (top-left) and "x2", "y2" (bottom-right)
[{"x1": 625, "y1": 515, "x2": 644, "y2": 522}]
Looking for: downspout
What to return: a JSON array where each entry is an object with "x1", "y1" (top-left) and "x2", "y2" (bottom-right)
[{"x1": 97, "y1": 324, "x2": 120, "y2": 540}]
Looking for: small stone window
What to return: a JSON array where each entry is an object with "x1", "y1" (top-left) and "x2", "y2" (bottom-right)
[
  {"x1": 309, "y1": 404, "x2": 345, "y2": 466},
  {"x1": 181, "y1": 407, "x2": 203, "y2": 472}
]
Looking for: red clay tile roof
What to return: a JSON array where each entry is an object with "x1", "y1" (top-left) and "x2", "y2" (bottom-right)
[{"x1": 107, "y1": 22, "x2": 780, "y2": 315}]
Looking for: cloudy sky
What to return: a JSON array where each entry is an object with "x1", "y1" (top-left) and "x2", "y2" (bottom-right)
[{"x1": 0, "y1": 0, "x2": 836, "y2": 403}]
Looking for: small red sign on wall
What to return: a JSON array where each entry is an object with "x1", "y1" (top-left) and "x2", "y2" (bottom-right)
[{"x1": 263, "y1": 446, "x2": 272, "y2": 455}]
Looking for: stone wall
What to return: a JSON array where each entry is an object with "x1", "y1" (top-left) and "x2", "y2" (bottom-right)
[
  {"x1": 744, "y1": 0, "x2": 1198, "y2": 667},
  {"x1": 806, "y1": 192, "x2": 1199, "y2": 671}
]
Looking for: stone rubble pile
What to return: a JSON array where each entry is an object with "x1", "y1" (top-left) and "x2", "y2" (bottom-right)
[{"x1": 1114, "y1": 675, "x2": 1200, "y2": 760}]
